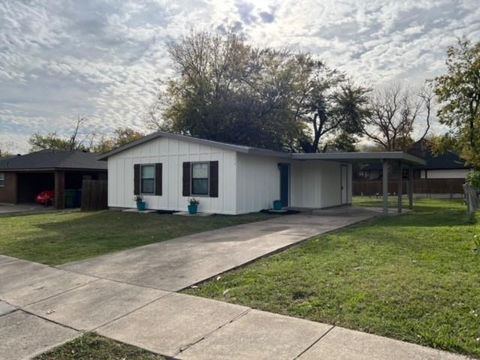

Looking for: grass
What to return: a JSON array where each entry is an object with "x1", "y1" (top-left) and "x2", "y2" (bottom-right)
[
  {"x1": 35, "y1": 333, "x2": 166, "y2": 360},
  {"x1": 186, "y1": 198, "x2": 480, "y2": 357},
  {"x1": 0, "y1": 210, "x2": 273, "y2": 265}
]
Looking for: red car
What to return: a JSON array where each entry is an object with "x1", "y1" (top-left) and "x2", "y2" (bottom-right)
[{"x1": 36, "y1": 191, "x2": 55, "y2": 206}]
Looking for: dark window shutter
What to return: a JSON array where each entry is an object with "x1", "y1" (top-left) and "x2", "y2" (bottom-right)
[
  {"x1": 155, "y1": 163, "x2": 162, "y2": 196},
  {"x1": 134, "y1": 164, "x2": 140, "y2": 195},
  {"x1": 209, "y1": 161, "x2": 219, "y2": 198},
  {"x1": 182, "y1": 162, "x2": 191, "y2": 196}
]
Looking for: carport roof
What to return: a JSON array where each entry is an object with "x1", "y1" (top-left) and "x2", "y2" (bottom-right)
[
  {"x1": 292, "y1": 151, "x2": 426, "y2": 165},
  {"x1": 0, "y1": 150, "x2": 107, "y2": 171}
]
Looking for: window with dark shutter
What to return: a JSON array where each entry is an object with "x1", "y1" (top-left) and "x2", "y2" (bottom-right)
[
  {"x1": 209, "y1": 161, "x2": 218, "y2": 197},
  {"x1": 182, "y1": 162, "x2": 191, "y2": 196},
  {"x1": 155, "y1": 163, "x2": 162, "y2": 196}
]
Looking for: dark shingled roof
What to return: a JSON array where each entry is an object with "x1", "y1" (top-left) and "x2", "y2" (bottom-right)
[{"x1": 0, "y1": 150, "x2": 107, "y2": 171}]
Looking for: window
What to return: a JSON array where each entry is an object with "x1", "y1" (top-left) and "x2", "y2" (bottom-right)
[
  {"x1": 0, "y1": 173, "x2": 4, "y2": 187},
  {"x1": 141, "y1": 165, "x2": 155, "y2": 194},
  {"x1": 191, "y1": 162, "x2": 209, "y2": 195}
]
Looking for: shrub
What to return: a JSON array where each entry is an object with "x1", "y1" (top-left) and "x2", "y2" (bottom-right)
[{"x1": 466, "y1": 171, "x2": 480, "y2": 189}]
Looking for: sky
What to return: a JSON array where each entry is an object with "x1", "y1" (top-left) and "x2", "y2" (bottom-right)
[{"x1": 0, "y1": 0, "x2": 479, "y2": 153}]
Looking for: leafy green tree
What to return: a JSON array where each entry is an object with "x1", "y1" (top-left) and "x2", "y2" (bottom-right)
[
  {"x1": 29, "y1": 117, "x2": 90, "y2": 152},
  {"x1": 93, "y1": 128, "x2": 145, "y2": 153},
  {"x1": 434, "y1": 39, "x2": 480, "y2": 167},
  {"x1": 293, "y1": 66, "x2": 370, "y2": 152},
  {"x1": 149, "y1": 31, "x2": 369, "y2": 152}
]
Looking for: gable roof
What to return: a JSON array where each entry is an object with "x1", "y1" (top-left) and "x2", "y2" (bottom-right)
[
  {"x1": 99, "y1": 130, "x2": 425, "y2": 165},
  {"x1": 0, "y1": 150, "x2": 107, "y2": 171},
  {"x1": 99, "y1": 131, "x2": 291, "y2": 160}
]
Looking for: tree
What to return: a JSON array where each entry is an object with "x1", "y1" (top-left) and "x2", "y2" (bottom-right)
[
  {"x1": 29, "y1": 117, "x2": 91, "y2": 152},
  {"x1": 149, "y1": 31, "x2": 370, "y2": 152},
  {"x1": 93, "y1": 128, "x2": 145, "y2": 153},
  {"x1": 362, "y1": 84, "x2": 432, "y2": 151},
  {"x1": 149, "y1": 31, "x2": 303, "y2": 151},
  {"x1": 434, "y1": 39, "x2": 480, "y2": 167},
  {"x1": 0, "y1": 142, "x2": 13, "y2": 157},
  {"x1": 293, "y1": 64, "x2": 370, "y2": 152}
]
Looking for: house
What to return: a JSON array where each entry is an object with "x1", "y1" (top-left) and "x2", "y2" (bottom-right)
[
  {"x1": 100, "y1": 131, "x2": 424, "y2": 215},
  {"x1": 0, "y1": 150, "x2": 107, "y2": 208}
]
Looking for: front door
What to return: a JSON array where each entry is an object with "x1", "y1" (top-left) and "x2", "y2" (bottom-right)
[
  {"x1": 279, "y1": 163, "x2": 290, "y2": 207},
  {"x1": 341, "y1": 165, "x2": 348, "y2": 204}
]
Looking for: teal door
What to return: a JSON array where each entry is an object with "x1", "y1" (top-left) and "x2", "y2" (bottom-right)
[{"x1": 279, "y1": 163, "x2": 290, "y2": 207}]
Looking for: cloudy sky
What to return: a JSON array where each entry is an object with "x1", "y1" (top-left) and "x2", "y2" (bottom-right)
[{"x1": 1, "y1": 0, "x2": 479, "y2": 153}]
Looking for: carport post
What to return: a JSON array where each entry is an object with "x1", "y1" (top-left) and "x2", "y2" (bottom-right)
[
  {"x1": 54, "y1": 171, "x2": 65, "y2": 209},
  {"x1": 397, "y1": 161, "x2": 403, "y2": 214},
  {"x1": 382, "y1": 160, "x2": 389, "y2": 215},
  {"x1": 408, "y1": 166, "x2": 414, "y2": 209}
]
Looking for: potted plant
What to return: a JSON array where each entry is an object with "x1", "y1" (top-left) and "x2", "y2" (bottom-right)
[
  {"x1": 134, "y1": 195, "x2": 146, "y2": 211},
  {"x1": 188, "y1": 198, "x2": 199, "y2": 215}
]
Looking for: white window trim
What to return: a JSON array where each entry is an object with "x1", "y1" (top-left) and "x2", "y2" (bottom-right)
[
  {"x1": 191, "y1": 162, "x2": 210, "y2": 197},
  {"x1": 0, "y1": 173, "x2": 5, "y2": 188},
  {"x1": 140, "y1": 164, "x2": 155, "y2": 195}
]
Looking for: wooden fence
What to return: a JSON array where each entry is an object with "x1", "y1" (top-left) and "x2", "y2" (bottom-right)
[
  {"x1": 353, "y1": 178, "x2": 465, "y2": 196},
  {"x1": 81, "y1": 179, "x2": 108, "y2": 211}
]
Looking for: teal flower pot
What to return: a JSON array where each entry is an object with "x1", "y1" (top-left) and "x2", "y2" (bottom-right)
[
  {"x1": 188, "y1": 204, "x2": 198, "y2": 215},
  {"x1": 137, "y1": 201, "x2": 146, "y2": 211},
  {"x1": 273, "y1": 200, "x2": 283, "y2": 210}
]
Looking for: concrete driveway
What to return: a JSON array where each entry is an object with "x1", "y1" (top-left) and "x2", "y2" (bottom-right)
[
  {"x1": 0, "y1": 203, "x2": 52, "y2": 215},
  {"x1": 61, "y1": 207, "x2": 378, "y2": 291}
]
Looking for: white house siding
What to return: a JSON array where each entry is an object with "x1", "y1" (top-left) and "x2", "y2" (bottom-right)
[
  {"x1": 108, "y1": 137, "x2": 238, "y2": 214},
  {"x1": 235, "y1": 153, "x2": 285, "y2": 214},
  {"x1": 290, "y1": 160, "x2": 351, "y2": 208},
  {"x1": 420, "y1": 169, "x2": 469, "y2": 179}
]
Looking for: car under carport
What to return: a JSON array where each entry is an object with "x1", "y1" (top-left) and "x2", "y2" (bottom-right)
[{"x1": 0, "y1": 150, "x2": 107, "y2": 209}]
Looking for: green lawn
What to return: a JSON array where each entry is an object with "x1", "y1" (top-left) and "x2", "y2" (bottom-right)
[
  {"x1": 186, "y1": 199, "x2": 480, "y2": 357},
  {"x1": 0, "y1": 210, "x2": 273, "y2": 265},
  {"x1": 353, "y1": 195, "x2": 407, "y2": 208},
  {"x1": 35, "y1": 333, "x2": 165, "y2": 360}
]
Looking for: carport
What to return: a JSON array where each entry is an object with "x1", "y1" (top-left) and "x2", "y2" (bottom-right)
[
  {"x1": 292, "y1": 152, "x2": 426, "y2": 214},
  {"x1": 0, "y1": 150, "x2": 107, "y2": 209}
]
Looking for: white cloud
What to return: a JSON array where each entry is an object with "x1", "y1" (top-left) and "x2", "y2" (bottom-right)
[{"x1": 0, "y1": 0, "x2": 479, "y2": 153}]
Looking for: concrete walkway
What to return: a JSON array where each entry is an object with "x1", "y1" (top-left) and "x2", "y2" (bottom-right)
[
  {"x1": 0, "y1": 209, "x2": 469, "y2": 359},
  {"x1": 60, "y1": 207, "x2": 378, "y2": 291}
]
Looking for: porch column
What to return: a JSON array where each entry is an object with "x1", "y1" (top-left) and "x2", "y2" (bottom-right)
[
  {"x1": 397, "y1": 161, "x2": 403, "y2": 214},
  {"x1": 382, "y1": 160, "x2": 389, "y2": 215},
  {"x1": 408, "y1": 166, "x2": 414, "y2": 209},
  {"x1": 54, "y1": 171, "x2": 65, "y2": 209}
]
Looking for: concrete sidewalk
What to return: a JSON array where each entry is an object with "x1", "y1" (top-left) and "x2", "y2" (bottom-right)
[
  {"x1": 0, "y1": 261, "x2": 467, "y2": 360},
  {"x1": 61, "y1": 207, "x2": 378, "y2": 291}
]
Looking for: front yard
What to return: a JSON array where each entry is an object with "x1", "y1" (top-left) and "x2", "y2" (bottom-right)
[
  {"x1": 0, "y1": 210, "x2": 273, "y2": 265},
  {"x1": 186, "y1": 199, "x2": 480, "y2": 357}
]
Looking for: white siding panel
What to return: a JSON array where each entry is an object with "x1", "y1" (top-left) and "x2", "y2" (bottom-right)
[
  {"x1": 290, "y1": 160, "x2": 348, "y2": 208},
  {"x1": 107, "y1": 137, "x2": 237, "y2": 214},
  {"x1": 235, "y1": 154, "x2": 283, "y2": 214}
]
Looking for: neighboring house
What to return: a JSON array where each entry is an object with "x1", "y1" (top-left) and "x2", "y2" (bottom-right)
[
  {"x1": 100, "y1": 131, "x2": 423, "y2": 215},
  {"x1": 0, "y1": 150, "x2": 107, "y2": 208}
]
